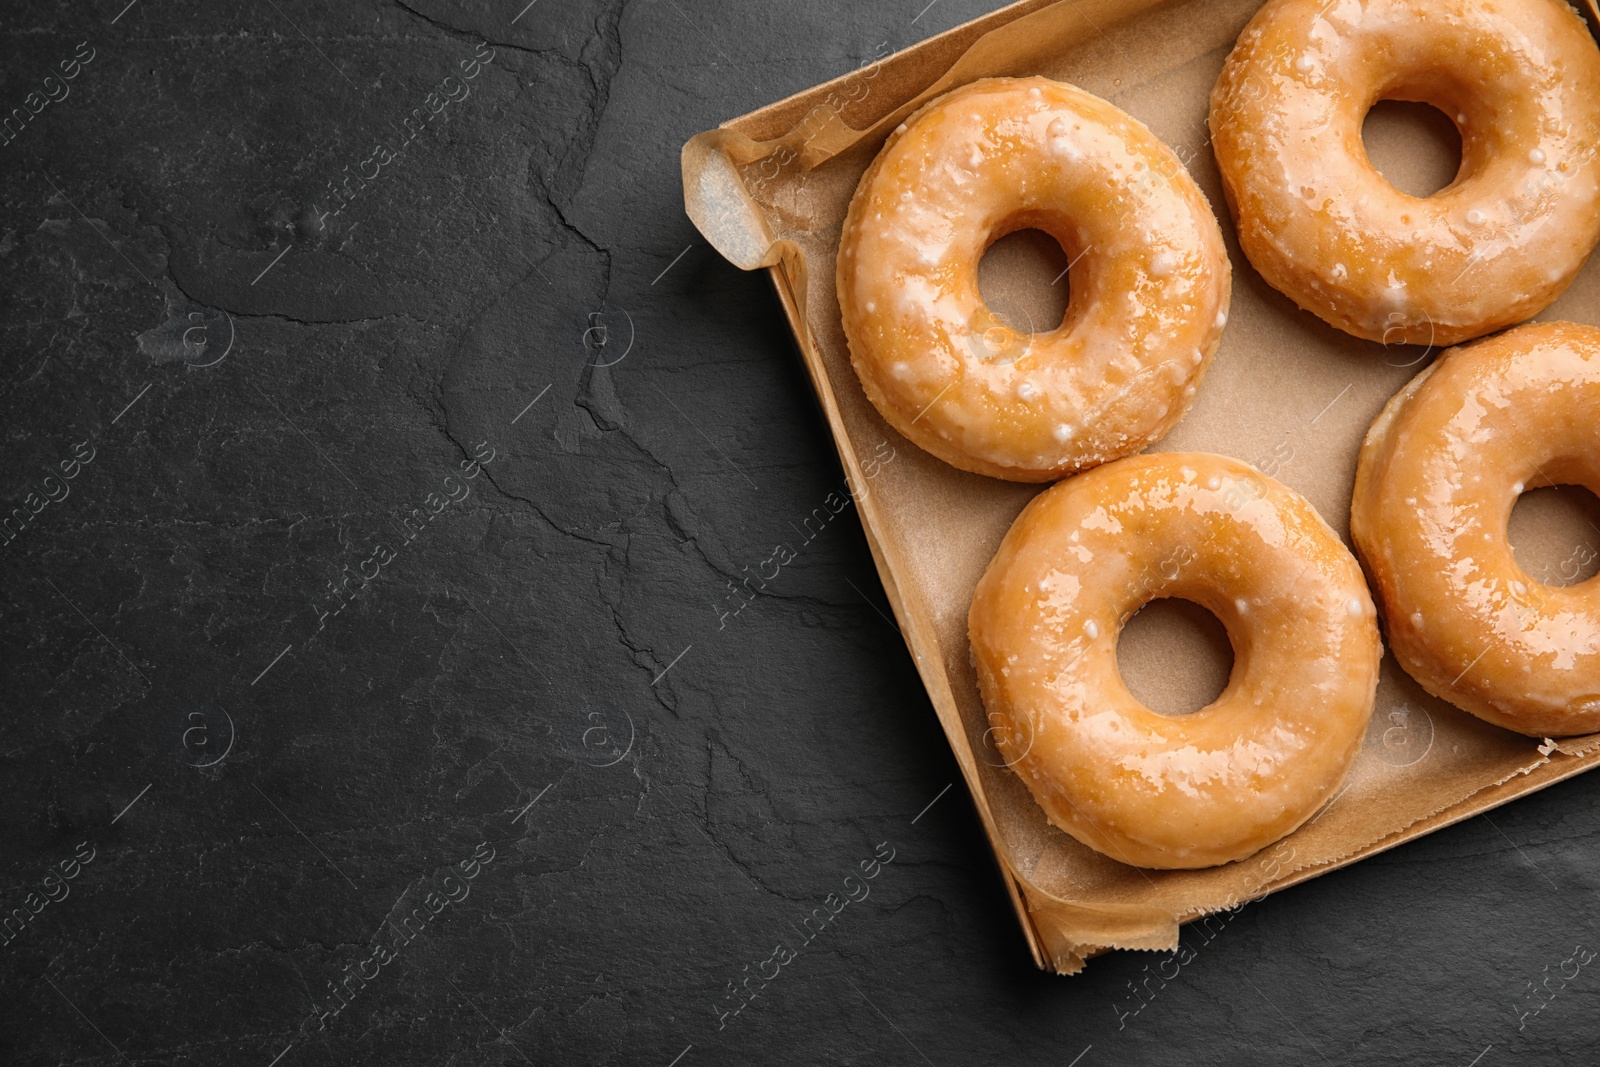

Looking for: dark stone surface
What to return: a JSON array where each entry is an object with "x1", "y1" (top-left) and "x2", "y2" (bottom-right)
[{"x1": 2, "y1": 2, "x2": 1599, "y2": 1065}]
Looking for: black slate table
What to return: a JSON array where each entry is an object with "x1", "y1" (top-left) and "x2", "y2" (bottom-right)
[{"x1": 3, "y1": 2, "x2": 1598, "y2": 1065}]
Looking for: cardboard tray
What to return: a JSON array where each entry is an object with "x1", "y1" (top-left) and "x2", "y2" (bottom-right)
[{"x1": 680, "y1": 0, "x2": 1600, "y2": 973}]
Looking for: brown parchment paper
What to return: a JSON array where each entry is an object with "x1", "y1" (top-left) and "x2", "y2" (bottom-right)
[{"x1": 681, "y1": 0, "x2": 1600, "y2": 973}]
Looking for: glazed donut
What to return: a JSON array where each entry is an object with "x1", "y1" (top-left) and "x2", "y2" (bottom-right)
[
  {"x1": 969, "y1": 452, "x2": 1381, "y2": 869},
  {"x1": 1352, "y1": 322, "x2": 1600, "y2": 737},
  {"x1": 1209, "y1": 0, "x2": 1600, "y2": 346},
  {"x1": 837, "y1": 77, "x2": 1231, "y2": 482}
]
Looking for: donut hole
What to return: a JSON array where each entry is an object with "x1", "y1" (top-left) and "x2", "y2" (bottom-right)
[
  {"x1": 1361, "y1": 100, "x2": 1463, "y2": 198},
  {"x1": 1116, "y1": 598, "x2": 1235, "y2": 716},
  {"x1": 1509, "y1": 484, "x2": 1600, "y2": 588},
  {"x1": 976, "y1": 228, "x2": 1073, "y2": 338}
]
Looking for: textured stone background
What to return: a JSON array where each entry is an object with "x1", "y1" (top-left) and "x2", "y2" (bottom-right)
[{"x1": 3, "y1": 1, "x2": 1600, "y2": 1065}]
